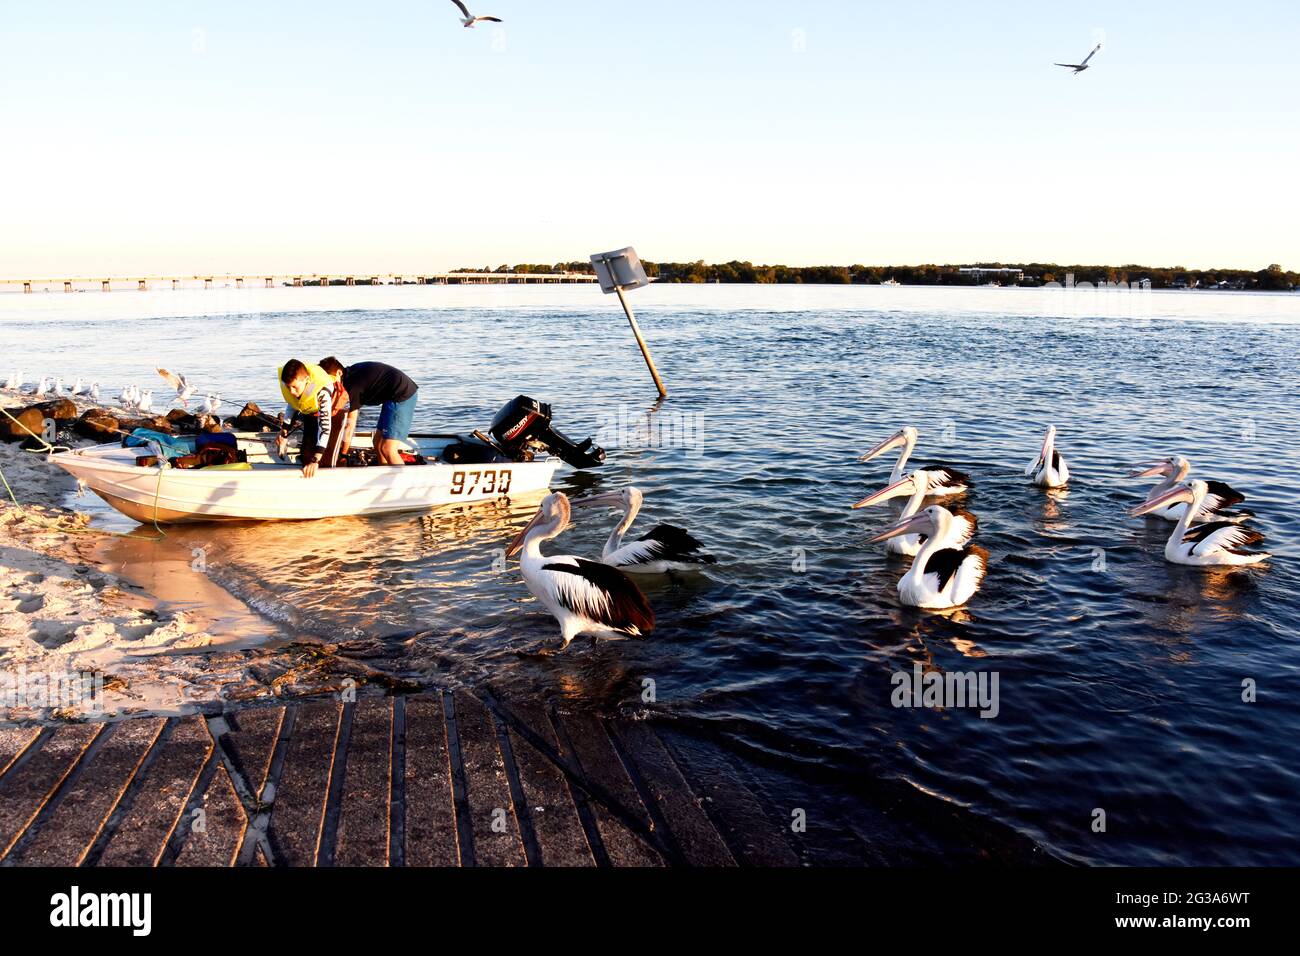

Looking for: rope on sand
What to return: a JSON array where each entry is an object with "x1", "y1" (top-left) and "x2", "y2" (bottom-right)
[{"x1": 0, "y1": 404, "x2": 168, "y2": 542}]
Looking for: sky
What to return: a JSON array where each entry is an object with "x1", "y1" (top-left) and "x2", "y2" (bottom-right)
[{"x1": 1, "y1": 0, "x2": 1297, "y2": 276}]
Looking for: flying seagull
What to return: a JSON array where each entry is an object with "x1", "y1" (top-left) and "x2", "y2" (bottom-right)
[
  {"x1": 450, "y1": 0, "x2": 501, "y2": 28},
  {"x1": 1056, "y1": 43, "x2": 1101, "y2": 74}
]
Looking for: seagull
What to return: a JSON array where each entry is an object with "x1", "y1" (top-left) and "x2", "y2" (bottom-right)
[
  {"x1": 33, "y1": 377, "x2": 51, "y2": 398},
  {"x1": 136, "y1": 389, "x2": 155, "y2": 414},
  {"x1": 88, "y1": 382, "x2": 100, "y2": 403},
  {"x1": 450, "y1": 0, "x2": 501, "y2": 28},
  {"x1": 196, "y1": 394, "x2": 222, "y2": 416},
  {"x1": 1055, "y1": 43, "x2": 1101, "y2": 74},
  {"x1": 157, "y1": 368, "x2": 196, "y2": 407},
  {"x1": 2, "y1": 370, "x2": 20, "y2": 391},
  {"x1": 53, "y1": 377, "x2": 67, "y2": 397},
  {"x1": 119, "y1": 384, "x2": 139, "y2": 410},
  {"x1": 71, "y1": 377, "x2": 87, "y2": 395}
]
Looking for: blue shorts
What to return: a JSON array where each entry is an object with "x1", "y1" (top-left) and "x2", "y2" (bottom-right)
[{"x1": 377, "y1": 393, "x2": 417, "y2": 442}]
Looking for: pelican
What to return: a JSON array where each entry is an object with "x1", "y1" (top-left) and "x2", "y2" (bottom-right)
[
  {"x1": 1130, "y1": 481, "x2": 1270, "y2": 566},
  {"x1": 571, "y1": 487, "x2": 717, "y2": 574},
  {"x1": 1055, "y1": 43, "x2": 1101, "y2": 74},
  {"x1": 1128, "y1": 456, "x2": 1252, "y2": 524},
  {"x1": 157, "y1": 368, "x2": 195, "y2": 407},
  {"x1": 859, "y1": 426, "x2": 971, "y2": 497},
  {"x1": 869, "y1": 505, "x2": 989, "y2": 609},
  {"x1": 450, "y1": 0, "x2": 501, "y2": 27},
  {"x1": 1026, "y1": 425, "x2": 1070, "y2": 488},
  {"x1": 853, "y1": 469, "x2": 978, "y2": 557},
  {"x1": 506, "y1": 492, "x2": 655, "y2": 651}
]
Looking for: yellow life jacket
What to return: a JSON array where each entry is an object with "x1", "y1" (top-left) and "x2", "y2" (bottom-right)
[{"x1": 278, "y1": 363, "x2": 335, "y2": 414}]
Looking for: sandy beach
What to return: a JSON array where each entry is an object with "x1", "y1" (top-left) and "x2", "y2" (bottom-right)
[{"x1": 0, "y1": 391, "x2": 406, "y2": 723}]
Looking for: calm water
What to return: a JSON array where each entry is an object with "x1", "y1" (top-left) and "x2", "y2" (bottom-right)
[{"x1": 3, "y1": 284, "x2": 1299, "y2": 865}]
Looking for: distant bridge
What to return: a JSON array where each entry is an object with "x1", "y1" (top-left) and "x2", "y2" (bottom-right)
[{"x1": 1, "y1": 272, "x2": 600, "y2": 293}]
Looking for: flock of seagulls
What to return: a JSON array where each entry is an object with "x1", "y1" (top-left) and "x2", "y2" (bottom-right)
[{"x1": 1, "y1": 368, "x2": 219, "y2": 420}]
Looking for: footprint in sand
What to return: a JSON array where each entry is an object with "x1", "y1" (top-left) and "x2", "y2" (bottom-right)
[
  {"x1": 24, "y1": 572, "x2": 45, "y2": 584},
  {"x1": 15, "y1": 594, "x2": 46, "y2": 614}
]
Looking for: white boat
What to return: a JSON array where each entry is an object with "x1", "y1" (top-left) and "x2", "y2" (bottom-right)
[{"x1": 49, "y1": 396, "x2": 602, "y2": 525}]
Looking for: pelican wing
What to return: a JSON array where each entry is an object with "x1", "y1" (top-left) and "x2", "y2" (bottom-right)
[
  {"x1": 1080, "y1": 43, "x2": 1101, "y2": 66},
  {"x1": 637, "y1": 524, "x2": 717, "y2": 563},
  {"x1": 920, "y1": 465, "x2": 972, "y2": 491},
  {"x1": 542, "y1": 560, "x2": 655, "y2": 634},
  {"x1": 1181, "y1": 522, "x2": 1265, "y2": 556},
  {"x1": 451, "y1": 0, "x2": 471, "y2": 18},
  {"x1": 1202, "y1": 480, "x2": 1246, "y2": 510}
]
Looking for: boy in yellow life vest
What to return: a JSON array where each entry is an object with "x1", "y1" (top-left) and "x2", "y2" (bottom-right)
[{"x1": 275, "y1": 359, "x2": 348, "y2": 477}]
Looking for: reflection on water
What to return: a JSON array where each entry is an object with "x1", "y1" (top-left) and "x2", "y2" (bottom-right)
[{"x1": 5, "y1": 287, "x2": 1300, "y2": 866}]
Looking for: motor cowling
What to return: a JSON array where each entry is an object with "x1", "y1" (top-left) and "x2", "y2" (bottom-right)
[{"x1": 489, "y1": 395, "x2": 605, "y2": 469}]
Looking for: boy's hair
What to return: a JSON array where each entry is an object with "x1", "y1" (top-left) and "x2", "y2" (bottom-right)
[
  {"x1": 319, "y1": 356, "x2": 345, "y2": 376},
  {"x1": 281, "y1": 359, "x2": 308, "y2": 384}
]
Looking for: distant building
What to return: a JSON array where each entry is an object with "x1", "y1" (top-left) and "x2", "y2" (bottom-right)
[{"x1": 959, "y1": 266, "x2": 1026, "y2": 283}]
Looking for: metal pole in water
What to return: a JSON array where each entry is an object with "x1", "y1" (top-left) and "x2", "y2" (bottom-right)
[{"x1": 614, "y1": 283, "x2": 667, "y2": 399}]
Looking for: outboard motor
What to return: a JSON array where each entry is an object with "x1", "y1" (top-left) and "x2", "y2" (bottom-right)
[{"x1": 490, "y1": 395, "x2": 605, "y2": 469}]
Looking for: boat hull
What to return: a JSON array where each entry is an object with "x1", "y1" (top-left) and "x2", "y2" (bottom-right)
[{"x1": 49, "y1": 438, "x2": 560, "y2": 524}]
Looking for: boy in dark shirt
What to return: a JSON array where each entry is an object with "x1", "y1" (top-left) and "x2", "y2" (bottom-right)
[{"x1": 320, "y1": 358, "x2": 420, "y2": 467}]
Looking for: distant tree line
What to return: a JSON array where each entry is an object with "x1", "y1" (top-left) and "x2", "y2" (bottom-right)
[{"x1": 451, "y1": 261, "x2": 1297, "y2": 291}]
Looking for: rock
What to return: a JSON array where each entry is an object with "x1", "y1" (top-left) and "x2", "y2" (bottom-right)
[
  {"x1": 165, "y1": 410, "x2": 204, "y2": 434},
  {"x1": 74, "y1": 408, "x2": 121, "y2": 441},
  {"x1": 119, "y1": 416, "x2": 176, "y2": 435},
  {"x1": 0, "y1": 406, "x2": 46, "y2": 442},
  {"x1": 227, "y1": 402, "x2": 274, "y2": 432},
  {"x1": 29, "y1": 398, "x2": 78, "y2": 422}
]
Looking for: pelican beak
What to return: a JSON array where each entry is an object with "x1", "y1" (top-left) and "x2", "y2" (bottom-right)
[
  {"x1": 852, "y1": 475, "x2": 915, "y2": 509},
  {"x1": 570, "y1": 492, "x2": 624, "y2": 509},
  {"x1": 868, "y1": 512, "x2": 931, "y2": 544},
  {"x1": 1129, "y1": 484, "x2": 1190, "y2": 518},
  {"x1": 505, "y1": 510, "x2": 545, "y2": 558},
  {"x1": 1126, "y1": 459, "x2": 1170, "y2": 480},
  {"x1": 859, "y1": 430, "x2": 905, "y2": 464},
  {"x1": 1040, "y1": 427, "x2": 1055, "y2": 461}
]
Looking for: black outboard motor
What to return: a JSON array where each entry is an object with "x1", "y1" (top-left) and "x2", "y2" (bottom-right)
[{"x1": 490, "y1": 395, "x2": 605, "y2": 469}]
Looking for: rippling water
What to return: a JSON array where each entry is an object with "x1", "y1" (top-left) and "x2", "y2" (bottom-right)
[{"x1": 3, "y1": 284, "x2": 1298, "y2": 865}]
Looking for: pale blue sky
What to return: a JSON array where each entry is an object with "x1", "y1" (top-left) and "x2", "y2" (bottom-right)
[{"x1": 1, "y1": 0, "x2": 1297, "y2": 274}]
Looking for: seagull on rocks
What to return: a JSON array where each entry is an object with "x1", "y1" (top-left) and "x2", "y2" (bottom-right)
[
  {"x1": 157, "y1": 368, "x2": 196, "y2": 407},
  {"x1": 2, "y1": 370, "x2": 20, "y2": 391},
  {"x1": 1055, "y1": 43, "x2": 1101, "y2": 74},
  {"x1": 88, "y1": 382, "x2": 101, "y2": 403},
  {"x1": 33, "y1": 377, "x2": 51, "y2": 398},
  {"x1": 196, "y1": 394, "x2": 222, "y2": 416},
  {"x1": 450, "y1": 0, "x2": 501, "y2": 28},
  {"x1": 136, "y1": 389, "x2": 155, "y2": 414}
]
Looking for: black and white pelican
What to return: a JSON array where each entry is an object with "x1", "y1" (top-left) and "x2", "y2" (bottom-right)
[
  {"x1": 1130, "y1": 481, "x2": 1270, "y2": 567},
  {"x1": 868, "y1": 505, "x2": 989, "y2": 609},
  {"x1": 1026, "y1": 425, "x2": 1070, "y2": 488},
  {"x1": 506, "y1": 492, "x2": 655, "y2": 650},
  {"x1": 571, "y1": 487, "x2": 717, "y2": 574},
  {"x1": 859, "y1": 426, "x2": 971, "y2": 497},
  {"x1": 852, "y1": 469, "x2": 978, "y2": 557},
  {"x1": 1128, "y1": 456, "x2": 1252, "y2": 524},
  {"x1": 450, "y1": 0, "x2": 501, "y2": 27}
]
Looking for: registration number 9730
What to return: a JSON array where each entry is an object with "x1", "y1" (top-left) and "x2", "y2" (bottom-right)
[{"x1": 449, "y1": 469, "x2": 512, "y2": 496}]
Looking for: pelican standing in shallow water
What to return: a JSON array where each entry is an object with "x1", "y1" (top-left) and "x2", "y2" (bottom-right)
[
  {"x1": 1130, "y1": 480, "x2": 1270, "y2": 566},
  {"x1": 1128, "y1": 456, "x2": 1252, "y2": 524},
  {"x1": 572, "y1": 487, "x2": 717, "y2": 574},
  {"x1": 1026, "y1": 425, "x2": 1070, "y2": 488},
  {"x1": 869, "y1": 505, "x2": 989, "y2": 609},
  {"x1": 506, "y1": 492, "x2": 655, "y2": 651},
  {"x1": 860, "y1": 426, "x2": 971, "y2": 497},
  {"x1": 853, "y1": 469, "x2": 978, "y2": 557}
]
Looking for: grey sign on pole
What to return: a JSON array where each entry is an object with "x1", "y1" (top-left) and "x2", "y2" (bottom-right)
[{"x1": 590, "y1": 246, "x2": 667, "y2": 399}]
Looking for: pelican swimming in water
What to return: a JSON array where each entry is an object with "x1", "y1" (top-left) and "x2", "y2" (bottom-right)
[
  {"x1": 859, "y1": 426, "x2": 971, "y2": 497},
  {"x1": 1026, "y1": 425, "x2": 1070, "y2": 488},
  {"x1": 571, "y1": 486, "x2": 717, "y2": 574},
  {"x1": 1130, "y1": 480, "x2": 1270, "y2": 567},
  {"x1": 853, "y1": 469, "x2": 978, "y2": 557},
  {"x1": 869, "y1": 505, "x2": 989, "y2": 609},
  {"x1": 1128, "y1": 456, "x2": 1252, "y2": 524},
  {"x1": 506, "y1": 492, "x2": 655, "y2": 651}
]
